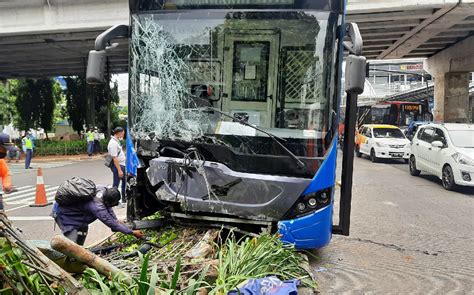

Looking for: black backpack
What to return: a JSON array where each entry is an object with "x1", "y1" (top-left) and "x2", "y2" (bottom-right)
[{"x1": 55, "y1": 177, "x2": 97, "y2": 206}]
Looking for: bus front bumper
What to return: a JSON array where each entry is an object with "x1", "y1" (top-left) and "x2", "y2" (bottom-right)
[{"x1": 278, "y1": 203, "x2": 333, "y2": 249}]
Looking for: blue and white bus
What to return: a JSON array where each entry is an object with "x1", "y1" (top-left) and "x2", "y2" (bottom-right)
[{"x1": 87, "y1": 0, "x2": 365, "y2": 249}]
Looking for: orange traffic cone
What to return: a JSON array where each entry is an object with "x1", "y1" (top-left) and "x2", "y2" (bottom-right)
[{"x1": 30, "y1": 167, "x2": 52, "y2": 207}]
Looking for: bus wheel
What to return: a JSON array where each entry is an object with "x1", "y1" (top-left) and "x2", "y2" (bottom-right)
[
  {"x1": 355, "y1": 146, "x2": 362, "y2": 158},
  {"x1": 370, "y1": 149, "x2": 378, "y2": 163},
  {"x1": 409, "y1": 156, "x2": 421, "y2": 176}
]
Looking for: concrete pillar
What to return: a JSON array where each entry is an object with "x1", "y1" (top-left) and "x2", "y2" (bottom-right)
[
  {"x1": 424, "y1": 36, "x2": 474, "y2": 123},
  {"x1": 433, "y1": 72, "x2": 470, "y2": 123}
]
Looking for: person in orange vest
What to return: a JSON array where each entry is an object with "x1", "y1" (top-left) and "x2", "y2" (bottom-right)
[{"x1": 0, "y1": 133, "x2": 14, "y2": 212}]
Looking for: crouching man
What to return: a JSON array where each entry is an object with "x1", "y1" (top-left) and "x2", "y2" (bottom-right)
[{"x1": 53, "y1": 186, "x2": 143, "y2": 245}]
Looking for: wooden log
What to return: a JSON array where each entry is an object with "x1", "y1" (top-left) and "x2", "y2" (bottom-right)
[{"x1": 50, "y1": 235, "x2": 133, "y2": 284}]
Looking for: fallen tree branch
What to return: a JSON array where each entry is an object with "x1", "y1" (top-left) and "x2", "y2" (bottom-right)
[
  {"x1": 0, "y1": 213, "x2": 90, "y2": 295},
  {"x1": 50, "y1": 235, "x2": 133, "y2": 285}
]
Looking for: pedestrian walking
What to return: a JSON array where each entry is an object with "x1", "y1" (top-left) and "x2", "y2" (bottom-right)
[
  {"x1": 0, "y1": 133, "x2": 14, "y2": 212},
  {"x1": 86, "y1": 129, "x2": 94, "y2": 156},
  {"x1": 52, "y1": 182, "x2": 143, "y2": 246},
  {"x1": 22, "y1": 133, "x2": 34, "y2": 169},
  {"x1": 107, "y1": 127, "x2": 126, "y2": 204}
]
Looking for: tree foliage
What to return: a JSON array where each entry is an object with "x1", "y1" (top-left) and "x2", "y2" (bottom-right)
[
  {"x1": 64, "y1": 76, "x2": 88, "y2": 133},
  {"x1": 11, "y1": 78, "x2": 61, "y2": 136},
  {"x1": 64, "y1": 76, "x2": 122, "y2": 135},
  {"x1": 0, "y1": 81, "x2": 16, "y2": 125},
  {"x1": 94, "y1": 81, "x2": 122, "y2": 133}
]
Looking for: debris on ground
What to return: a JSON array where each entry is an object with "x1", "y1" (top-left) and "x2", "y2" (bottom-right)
[
  {"x1": 0, "y1": 212, "x2": 89, "y2": 295},
  {"x1": 0, "y1": 213, "x2": 317, "y2": 294}
]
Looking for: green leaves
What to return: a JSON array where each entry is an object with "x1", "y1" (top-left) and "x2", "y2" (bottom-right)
[
  {"x1": 0, "y1": 237, "x2": 65, "y2": 294},
  {"x1": 80, "y1": 267, "x2": 130, "y2": 294},
  {"x1": 137, "y1": 252, "x2": 151, "y2": 295},
  {"x1": 211, "y1": 234, "x2": 316, "y2": 294},
  {"x1": 10, "y1": 78, "x2": 61, "y2": 134}
]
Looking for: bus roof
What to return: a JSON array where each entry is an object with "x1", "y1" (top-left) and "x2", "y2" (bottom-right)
[{"x1": 130, "y1": 0, "x2": 344, "y2": 13}]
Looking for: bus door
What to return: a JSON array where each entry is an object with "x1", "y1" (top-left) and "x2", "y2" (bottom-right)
[{"x1": 222, "y1": 31, "x2": 280, "y2": 128}]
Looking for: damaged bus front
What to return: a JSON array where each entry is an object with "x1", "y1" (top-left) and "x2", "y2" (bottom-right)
[{"x1": 86, "y1": 0, "x2": 365, "y2": 249}]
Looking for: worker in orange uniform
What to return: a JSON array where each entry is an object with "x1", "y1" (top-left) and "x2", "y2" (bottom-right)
[{"x1": 0, "y1": 132, "x2": 14, "y2": 212}]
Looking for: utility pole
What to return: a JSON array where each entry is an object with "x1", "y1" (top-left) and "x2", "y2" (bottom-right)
[{"x1": 106, "y1": 58, "x2": 111, "y2": 139}]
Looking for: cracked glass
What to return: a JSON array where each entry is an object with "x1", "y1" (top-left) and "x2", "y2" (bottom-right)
[{"x1": 130, "y1": 9, "x2": 341, "y2": 175}]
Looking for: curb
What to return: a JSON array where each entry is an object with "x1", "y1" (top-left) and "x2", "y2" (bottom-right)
[{"x1": 32, "y1": 155, "x2": 103, "y2": 162}]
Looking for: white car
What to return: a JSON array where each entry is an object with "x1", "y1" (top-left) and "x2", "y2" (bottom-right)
[
  {"x1": 356, "y1": 124, "x2": 411, "y2": 163},
  {"x1": 409, "y1": 123, "x2": 474, "y2": 190}
]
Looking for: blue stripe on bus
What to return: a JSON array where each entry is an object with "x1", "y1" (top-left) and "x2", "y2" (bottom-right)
[
  {"x1": 302, "y1": 137, "x2": 338, "y2": 195},
  {"x1": 278, "y1": 137, "x2": 338, "y2": 249},
  {"x1": 278, "y1": 203, "x2": 333, "y2": 249}
]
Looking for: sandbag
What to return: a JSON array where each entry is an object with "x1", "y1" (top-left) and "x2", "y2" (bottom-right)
[{"x1": 55, "y1": 177, "x2": 96, "y2": 206}]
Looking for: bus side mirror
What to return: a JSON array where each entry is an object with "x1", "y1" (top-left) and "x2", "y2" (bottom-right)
[
  {"x1": 86, "y1": 24, "x2": 129, "y2": 85},
  {"x1": 345, "y1": 55, "x2": 366, "y2": 95},
  {"x1": 344, "y1": 22, "x2": 366, "y2": 95},
  {"x1": 86, "y1": 50, "x2": 107, "y2": 84}
]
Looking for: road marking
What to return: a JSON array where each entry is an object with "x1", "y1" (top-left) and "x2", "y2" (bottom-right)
[
  {"x1": 7, "y1": 161, "x2": 75, "y2": 175},
  {"x1": 3, "y1": 186, "x2": 37, "y2": 198},
  {"x1": 8, "y1": 196, "x2": 55, "y2": 205},
  {"x1": 7, "y1": 216, "x2": 54, "y2": 221},
  {"x1": 5, "y1": 204, "x2": 31, "y2": 213},
  {"x1": 6, "y1": 186, "x2": 58, "y2": 203},
  {"x1": 6, "y1": 185, "x2": 33, "y2": 191}
]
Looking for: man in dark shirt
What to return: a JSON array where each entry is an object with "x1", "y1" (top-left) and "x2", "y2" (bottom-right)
[{"x1": 53, "y1": 186, "x2": 143, "y2": 245}]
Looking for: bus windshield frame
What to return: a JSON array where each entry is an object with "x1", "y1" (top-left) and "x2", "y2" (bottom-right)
[{"x1": 129, "y1": 8, "x2": 342, "y2": 177}]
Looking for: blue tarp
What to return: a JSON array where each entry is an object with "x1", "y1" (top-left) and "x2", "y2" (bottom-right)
[{"x1": 228, "y1": 276, "x2": 300, "y2": 295}]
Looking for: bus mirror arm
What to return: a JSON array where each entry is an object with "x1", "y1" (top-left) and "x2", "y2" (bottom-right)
[
  {"x1": 86, "y1": 25, "x2": 129, "y2": 85},
  {"x1": 335, "y1": 23, "x2": 366, "y2": 236},
  {"x1": 343, "y1": 23, "x2": 362, "y2": 56},
  {"x1": 94, "y1": 25, "x2": 129, "y2": 51}
]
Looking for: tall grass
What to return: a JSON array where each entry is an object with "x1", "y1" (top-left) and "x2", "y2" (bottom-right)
[{"x1": 211, "y1": 234, "x2": 316, "y2": 294}]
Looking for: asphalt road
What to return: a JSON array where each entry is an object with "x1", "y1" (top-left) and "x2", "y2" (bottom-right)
[
  {"x1": 313, "y1": 154, "x2": 474, "y2": 294},
  {"x1": 3, "y1": 156, "x2": 473, "y2": 293}
]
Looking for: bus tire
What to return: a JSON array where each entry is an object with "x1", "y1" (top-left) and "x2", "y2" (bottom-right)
[
  {"x1": 409, "y1": 155, "x2": 421, "y2": 176},
  {"x1": 370, "y1": 149, "x2": 378, "y2": 163}
]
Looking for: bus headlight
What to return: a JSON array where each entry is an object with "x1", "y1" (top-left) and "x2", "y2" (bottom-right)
[
  {"x1": 283, "y1": 188, "x2": 332, "y2": 219},
  {"x1": 308, "y1": 198, "x2": 317, "y2": 207},
  {"x1": 297, "y1": 202, "x2": 306, "y2": 212},
  {"x1": 317, "y1": 192, "x2": 329, "y2": 205}
]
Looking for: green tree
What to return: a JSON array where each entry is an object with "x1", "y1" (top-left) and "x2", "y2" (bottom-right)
[
  {"x1": 92, "y1": 81, "x2": 121, "y2": 136},
  {"x1": 37, "y1": 79, "x2": 61, "y2": 138},
  {"x1": 12, "y1": 79, "x2": 37, "y2": 131},
  {"x1": 64, "y1": 76, "x2": 88, "y2": 134},
  {"x1": 12, "y1": 78, "x2": 61, "y2": 137},
  {"x1": 0, "y1": 81, "x2": 16, "y2": 126},
  {"x1": 64, "y1": 77, "x2": 121, "y2": 135}
]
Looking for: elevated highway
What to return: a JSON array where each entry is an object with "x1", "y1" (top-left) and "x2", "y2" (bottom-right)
[{"x1": 0, "y1": 0, "x2": 473, "y2": 121}]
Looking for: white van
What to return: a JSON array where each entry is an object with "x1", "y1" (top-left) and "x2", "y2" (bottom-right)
[{"x1": 409, "y1": 123, "x2": 474, "y2": 190}]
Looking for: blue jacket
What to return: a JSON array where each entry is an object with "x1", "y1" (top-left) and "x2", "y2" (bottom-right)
[{"x1": 54, "y1": 187, "x2": 132, "y2": 235}]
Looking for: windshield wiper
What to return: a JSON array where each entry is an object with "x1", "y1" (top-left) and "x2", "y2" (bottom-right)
[{"x1": 206, "y1": 107, "x2": 306, "y2": 169}]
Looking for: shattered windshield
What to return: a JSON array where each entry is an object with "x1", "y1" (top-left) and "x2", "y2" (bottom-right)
[{"x1": 130, "y1": 10, "x2": 341, "y2": 163}]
